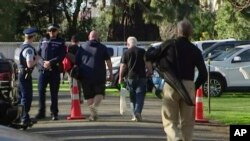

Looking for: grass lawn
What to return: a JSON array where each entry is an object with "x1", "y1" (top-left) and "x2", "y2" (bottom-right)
[
  {"x1": 32, "y1": 80, "x2": 250, "y2": 125},
  {"x1": 203, "y1": 92, "x2": 250, "y2": 125}
]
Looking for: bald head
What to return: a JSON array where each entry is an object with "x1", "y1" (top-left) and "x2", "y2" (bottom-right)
[
  {"x1": 89, "y1": 30, "x2": 99, "y2": 40},
  {"x1": 177, "y1": 19, "x2": 193, "y2": 38}
]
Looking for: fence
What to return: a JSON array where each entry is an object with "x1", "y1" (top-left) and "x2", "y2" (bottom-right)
[{"x1": 0, "y1": 41, "x2": 154, "y2": 79}]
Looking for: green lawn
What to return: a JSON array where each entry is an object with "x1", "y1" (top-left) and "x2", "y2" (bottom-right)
[
  {"x1": 203, "y1": 93, "x2": 250, "y2": 125},
  {"x1": 32, "y1": 80, "x2": 250, "y2": 125}
]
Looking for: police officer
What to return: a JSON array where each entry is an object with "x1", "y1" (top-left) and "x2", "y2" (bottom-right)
[
  {"x1": 18, "y1": 27, "x2": 39, "y2": 126},
  {"x1": 35, "y1": 24, "x2": 66, "y2": 120}
]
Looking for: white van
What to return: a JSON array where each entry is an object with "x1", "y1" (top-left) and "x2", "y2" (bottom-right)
[
  {"x1": 106, "y1": 45, "x2": 127, "y2": 57},
  {"x1": 106, "y1": 44, "x2": 147, "y2": 57}
]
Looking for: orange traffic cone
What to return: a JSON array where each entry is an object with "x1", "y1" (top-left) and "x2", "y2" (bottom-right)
[
  {"x1": 195, "y1": 87, "x2": 208, "y2": 123},
  {"x1": 67, "y1": 79, "x2": 85, "y2": 120}
]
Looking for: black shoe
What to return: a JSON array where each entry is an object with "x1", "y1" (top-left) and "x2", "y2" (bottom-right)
[
  {"x1": 21, "y1": 120, "x2": 34, "y2": 127},
  {"x1": 35, "y1": 113, "x2": 45, "y2": 119},
  {"x1": 51, "y1": 115, "x2": 58, "y2": 121}
]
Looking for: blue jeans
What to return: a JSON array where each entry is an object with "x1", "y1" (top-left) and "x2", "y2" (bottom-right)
[{"x1": 127, "y1": 78, "x2": 147, "y2": 115}]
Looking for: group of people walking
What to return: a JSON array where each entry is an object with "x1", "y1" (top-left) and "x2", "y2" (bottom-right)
[{"x1": 16, "y1": 19, "x2": 207, "y2": 141}]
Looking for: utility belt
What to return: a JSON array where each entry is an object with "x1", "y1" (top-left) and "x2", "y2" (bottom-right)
[
  {"x1": 18, "y1": 68, "x2": 33, "y2": 79},
  {"x1": 18, "y1": 68, "x2": 33, "y2": 73}
]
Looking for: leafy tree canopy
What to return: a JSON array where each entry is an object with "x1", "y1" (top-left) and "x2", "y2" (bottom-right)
[{"x1": 215, "y1": 1, "x2": 250, "y2": 40}]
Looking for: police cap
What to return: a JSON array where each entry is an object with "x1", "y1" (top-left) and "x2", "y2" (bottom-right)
[
  {"x1": 48, "y1": 23, "x2": 60, "y2": 30},
  {"x1": 23, "y1": 27, "x2": 38, "y2": 36}
]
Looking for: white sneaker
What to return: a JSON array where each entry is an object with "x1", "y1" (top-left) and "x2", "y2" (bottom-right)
[
  {"x1": 89, "y1": 105, "x2": 98, "y2": 121},
  {"x1": 131, "y1": 116, "x2": 136, "y2": 121}
]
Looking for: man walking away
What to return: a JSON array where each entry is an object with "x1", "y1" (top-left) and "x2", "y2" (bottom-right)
[
  {"x1": 118, "y1": 36, "x2": 152, "y2": 122},
  {"x1": 146, "y1": 19, "x2": 207, "y2": 141},
  {"x1": 75, "y1": 30, "x2": 113, "y2": 121}
]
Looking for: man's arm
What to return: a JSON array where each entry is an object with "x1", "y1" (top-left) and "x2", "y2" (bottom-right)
[
  {"x1": 195, "y1": 51, "x2": 208, "y2": 90},
  {"x1": 145, "y1": 61, "x2": 153, "y2": 77},
  {"x1": 37, "y1": 39, "x2": 44, "y2": 69},
  {"x1": 23, "y1": 48, "x2": 38, "y2": 68},
  {"x1": 118, "y1": 63, "x2": 127, "y2": 84}
]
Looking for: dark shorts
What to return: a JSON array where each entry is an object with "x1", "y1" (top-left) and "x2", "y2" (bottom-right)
[{"x1": 81, "y1": 82, "x2": 106, "y2": 99}]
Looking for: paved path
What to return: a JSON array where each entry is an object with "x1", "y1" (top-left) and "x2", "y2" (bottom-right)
[{"x1": 26, "y1": 92, "x2": 229, "y2": 141}]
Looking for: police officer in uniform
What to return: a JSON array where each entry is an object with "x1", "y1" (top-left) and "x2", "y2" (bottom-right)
[
  {"x1": 35, "y1": 24, "x2": 66, "y2": 120},
  {"x1": 18, "y1": 27, "x2": 39, "y2": 126}
]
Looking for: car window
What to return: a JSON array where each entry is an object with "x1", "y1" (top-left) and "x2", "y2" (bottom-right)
[
  {"x1": 206, "y1": 44, "x2": 234, "y2": 58},
  {"x1": 238, "y1": 49, "x2": 250, "y2": 62},
  {"x1": 202, "y1": 42, "x2": 216, "y2": 50},
  {"x1": 0, "y1": 62, "x2": 11, "y2": 72},
  {"x1": 213, "y1": 48, "x2": 241, "y2": 61},
  {"x1": 107, "y1": 48, "x2": 114, "y2": 57}
]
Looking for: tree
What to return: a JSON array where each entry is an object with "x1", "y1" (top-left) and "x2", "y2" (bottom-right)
[
  {"x1": 60, "y1": 0, "x2": 84, "y2": 39},
  {"x1": 215, "y1": 1, "x2": 250, "y2": 40},
  {"x1": 0, "y1": 0, "x2": 24, "y2": 41},
  {"x1": 190, "y1": 7, "x2": 216, "y2": 40},
  {"x1": 101, "y1": 0, "x2": 161, "y2": 41},
  {"x1": 228, "y1": 0, "x2": 250, "y2": 18}
]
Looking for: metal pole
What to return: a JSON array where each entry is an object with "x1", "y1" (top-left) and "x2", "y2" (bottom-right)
[{"x1": 207, "y1": 53, "x2": 211, "y2": 114}]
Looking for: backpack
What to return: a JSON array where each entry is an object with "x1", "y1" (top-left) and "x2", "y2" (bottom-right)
[
  {"x1": 62, "y1": 56, "x2": 73, "y2": 72},
  {"x1": 62, "y1": 46, "x2": 74, "y2": 73}
]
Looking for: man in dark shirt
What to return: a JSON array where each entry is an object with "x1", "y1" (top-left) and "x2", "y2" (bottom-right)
[
  {"x1": 119, "y1": 36, "x2": 152, "y2": 122},
  {"x1": 75, "y1": 30, "x2": 113, "y2": 121},
  {"x1": 146, "y1": 19, "x2": 207, "y2": 141}
]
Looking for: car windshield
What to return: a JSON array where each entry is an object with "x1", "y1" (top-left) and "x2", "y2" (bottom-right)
[{"x1": 212, "y1": 48, "x2": 241, "y2": 61}]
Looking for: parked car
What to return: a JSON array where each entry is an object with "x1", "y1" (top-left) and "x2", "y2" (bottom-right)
[
  {"x1": 202, "y1": 40, "x2": 250, "y2": 60},
  {"x1": 192, "y1": 38, "x2": 236, "y2": 52},
  {"x1": 0, "y1": 53, "x2": 18, "y2": 104},
  {"x1": 203, "y1": 45, "x2": 250, "y2": 97}
]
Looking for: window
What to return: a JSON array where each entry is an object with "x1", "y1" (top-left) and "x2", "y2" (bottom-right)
[
  {"x1": 202, "y1": 42, "x2": 216, "y2": 50},
  {"x1": 238, "y1": 49, "x2": 250, "y2": 62},
  {"x1": 210, "y1": 44, "x2": 234, "y2": 56}
]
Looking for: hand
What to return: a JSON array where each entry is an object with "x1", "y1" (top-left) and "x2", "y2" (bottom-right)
[
  {"x1": 43, "y1": 61, "x2": 51, "y2": 69},
  {"x1": 118, "y1": 77, "x2": 124, "y2": 84}
]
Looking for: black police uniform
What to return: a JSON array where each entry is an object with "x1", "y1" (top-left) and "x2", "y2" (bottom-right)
[
  {"x1": 36, "y1": 24, "x2": 66, "y2": 120},
  {"x1": 18, "y1": 27, "x2": 37, "y2": 124}
]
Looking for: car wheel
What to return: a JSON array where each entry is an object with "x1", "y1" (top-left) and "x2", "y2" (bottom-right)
[{"x1": 203, "y1": 75, "x2": 225, "y2": 97}]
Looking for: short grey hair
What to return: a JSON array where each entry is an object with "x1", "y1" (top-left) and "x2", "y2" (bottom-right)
[
  {"x1": 127, "y1": 36, "x2": 137, "y2": 47},
  {"x1": 177, "y1": 19, "x2": 193, "y2": 37}
]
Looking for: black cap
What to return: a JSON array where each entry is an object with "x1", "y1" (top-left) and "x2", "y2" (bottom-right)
[
  {"x1": 48, "y1": 23, "x2": 60, "y2": 30},
  {"x1": 23, "y1": 27, "x2": 38, "y2": 36}
]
